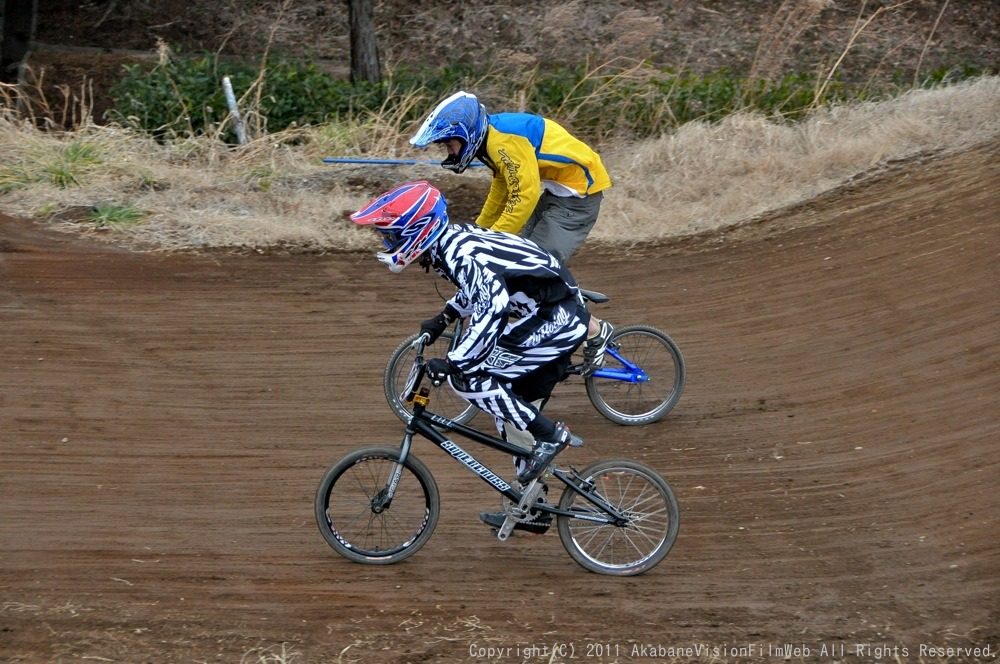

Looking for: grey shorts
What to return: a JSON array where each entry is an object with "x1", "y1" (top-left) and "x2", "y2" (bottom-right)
[{"x1": 521, "y1": 190, "x2": 603, "y2": 265}]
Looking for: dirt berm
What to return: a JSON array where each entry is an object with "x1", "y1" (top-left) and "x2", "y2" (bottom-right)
[{"x1": 1, "y1": 141, "x2": 997, "y2": 662}]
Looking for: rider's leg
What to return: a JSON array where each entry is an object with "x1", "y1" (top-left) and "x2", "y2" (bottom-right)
[
  {"x1": 487, "y1": 401, "x2": 556, "y2": 535},
  {"x1": 455, "y1": 318, "x2": 585, "y2": 533},
  {"x1": 497, "y1": 401, "x2": 542, "y2": 478},
  {"x1": 460, "y1": 376, "x2": 569, "y2": 532},
  {"x1": 454, "y1": 371, "x2": 562, "y2": 445},
  {"x1": 456, "y1": 369, "x2": 582, "y2": 486},
  {"x1": 451, "y1": 336, "x2": 584, "y2": 474},
  {"x1": 582, "y1": 318, "x2": 616, "y2": 377},
  {"x1": 521, "y1": 191, "x2": 602, "y2": 266},
  {"x1": 520, "y1": 193, "x2": 612, "y2": 370}
]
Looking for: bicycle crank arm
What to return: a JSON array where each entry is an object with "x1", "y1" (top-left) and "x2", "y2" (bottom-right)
[
  {"x1": 517, "y1": 478, "x2": 546, "y2": 513},
  {"x1": 496, "y1": 517, "x2": 517, "y2": 541}
]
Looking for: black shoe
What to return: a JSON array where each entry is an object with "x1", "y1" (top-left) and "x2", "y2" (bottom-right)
[
  {"x1": 582, "y1": 319, "x2": 615, "y2": 377},
  {"x1": 480, "y1": 511, "x2": 552, "y2": 535},
  {"x1": 517, "y1": 423, "x2": 577, "y2": 484}
]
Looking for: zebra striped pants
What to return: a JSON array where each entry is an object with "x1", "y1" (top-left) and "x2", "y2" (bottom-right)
[{"x1": 449, "y1": 305, "x2": 588, "y2": 435}]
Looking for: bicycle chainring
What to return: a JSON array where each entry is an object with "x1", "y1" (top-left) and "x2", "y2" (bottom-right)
[{"x1": 500, "y1": 483, "x2": 550, "y2": 523}]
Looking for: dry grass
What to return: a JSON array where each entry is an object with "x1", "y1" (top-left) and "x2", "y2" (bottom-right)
[
  {"x1": 747, "y1": 0, "x2": 834, "y2": 89},
  {"x1": 596, "y1": 75, "x2": 1000, "y2": 244},
  {"x1": 0, "y1": 76, "x2": 997, "y2": 252},
  {"x1": 0, "y1": 116, "x2": 378, "y2": 251}
]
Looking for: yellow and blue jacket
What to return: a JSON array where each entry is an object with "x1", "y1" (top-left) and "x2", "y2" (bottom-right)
[{"x1": 474, "y1": 113, "x2": 612, "y2": 235}]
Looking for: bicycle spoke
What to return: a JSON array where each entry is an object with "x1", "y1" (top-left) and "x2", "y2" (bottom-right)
[
  {"x1": 558, "y1": 461, "x2": 679, "y2": 574},
  {"x1": 586, "y1": 326, "x2": 685, "y2": 426},
  {"x1": 318, "y1": 450, "x2": 438, "y2": 562}
]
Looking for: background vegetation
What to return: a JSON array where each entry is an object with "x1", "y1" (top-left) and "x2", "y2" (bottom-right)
[
  {"x1": 107, "y1": 49, "x2": 988, "y2": 143},
  {"x1": 2, "y1": 0, "x2": 998, "y2": 251}
]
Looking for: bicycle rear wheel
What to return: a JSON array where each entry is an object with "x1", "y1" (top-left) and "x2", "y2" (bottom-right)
[
  {"x1": 315, "y1": 446, "x2": 439, "y2": 565},
  {"x1": 557, "y1": 459, "x2": 679, "y2": 576},
  {"x1": 585, "y1": 325, "x2": 685, "y2": 425},
  {"x1": 385, "y1": 331, "x2": 478, "y2": 425}
]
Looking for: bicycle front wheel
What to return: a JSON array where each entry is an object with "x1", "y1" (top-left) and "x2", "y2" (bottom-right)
[
  {"x1": 557, "y1": 459, "x2": 679, "y2": 576},
  {"x1": 585, "y1": 325, "x2": 685, "y2": 425},
  {"x1": 385, "y1": 331, "x2": 478, "y2": 425},
  {"x1": 315, "y1": 446, "x2": 439, "y2": 565}
]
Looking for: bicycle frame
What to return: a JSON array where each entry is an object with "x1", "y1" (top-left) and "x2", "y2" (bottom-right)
[
  {"x1": 570, "y1": 347, "x2": 649, "y2": 383},
  {"x1": 382, "y1": 357, "x2": 631, "y2": 533},
  {"x1": 404, "y1": 406, "x2": 630, "y2": 528},
  {"x1": 447, "y1": 317, "x2": 650, "y2": 385}
]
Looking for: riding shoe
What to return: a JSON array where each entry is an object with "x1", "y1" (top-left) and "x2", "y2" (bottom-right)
[
  {"x1": 581, "y1": 319, "x2": 615, "y2": 377},
  {"x1": 517, "y1": 423, "x2": 580, "y2": 484}
]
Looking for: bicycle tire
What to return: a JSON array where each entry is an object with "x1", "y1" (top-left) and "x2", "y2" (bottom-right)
[
  {"x1": 585, "y1": 325, "x2": 685, "y2": 425},
  {"x1": 556, "y1": 459, "x2": 679, "y2": 576},
  {"x1": 385, "y1": 331, "x2": 479, "y2": 425},
  {"x1": 315, "y1": 446, "x2": 440, "y2": 565}
]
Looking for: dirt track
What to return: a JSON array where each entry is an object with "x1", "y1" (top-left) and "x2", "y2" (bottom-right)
[{"x1": 1, "y1": 142, "x2": 998, "y2": 663}]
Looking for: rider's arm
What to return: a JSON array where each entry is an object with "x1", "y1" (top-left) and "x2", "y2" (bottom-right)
[
  {"x1": 473, "y1": 133, "x2": 541, "y2": 236},
  {"x1": 473, "y1": 177, "x2": 507, "y2": 230},
  {"x1": 446, "y1": 291, "x2": 473, "y2": 319},
  {"x1": 445, "y1": 261, "x2": 508, "y2": 374}
]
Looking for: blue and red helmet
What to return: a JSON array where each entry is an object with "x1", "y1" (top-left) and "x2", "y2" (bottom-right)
[
  {"x1": 410, "y1": 91, "x2": 488, "y2": 174},
  {"x1": 349, "y1": 181, "x2": 448, "y2": 273}
]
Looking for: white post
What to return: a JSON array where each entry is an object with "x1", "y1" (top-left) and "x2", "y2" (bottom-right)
[{"x1": 222, "y1": 76, "x2": 248, "y2": 145}]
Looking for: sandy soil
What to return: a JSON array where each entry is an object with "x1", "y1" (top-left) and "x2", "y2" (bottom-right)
[{"x1": 1, "y1": 142, "x2": 998, "y2": 663}]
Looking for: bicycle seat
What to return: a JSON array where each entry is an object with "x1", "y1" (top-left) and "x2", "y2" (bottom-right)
[{"x1": 580, "y1": 288, "x2": 609, "y2": 304}]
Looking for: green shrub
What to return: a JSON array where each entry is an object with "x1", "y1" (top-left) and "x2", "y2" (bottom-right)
[
  {"x1": 110, "y1": 55, "x2": 387, "y2": 140},
  {"x1": 87, "y1": 201, "x2": 146, "y2": 229},
  {"x1": 109, "y1": 52, "x2": 988, "y2": 143},
  {"x1": 0, "y1": 140, "x2": 103, "y2": 191}
]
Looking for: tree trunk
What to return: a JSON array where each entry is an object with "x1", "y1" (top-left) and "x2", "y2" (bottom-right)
[
  {"x1": 1, "y1": 0, "x2": 39, "y2": 84},
  {"x1": 346, "y1": 0, "x2": 381, "y2": 84}
]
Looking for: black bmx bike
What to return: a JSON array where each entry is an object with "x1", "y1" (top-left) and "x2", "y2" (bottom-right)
[
  {"x1": 315, "y1": 335, "x2": 680, "y2": 576},
  {"x1": 383, "y1": 289, "x2": 686, "y2": 427}
]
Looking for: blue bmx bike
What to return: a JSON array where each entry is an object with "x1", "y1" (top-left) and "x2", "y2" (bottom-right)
[{"x1": 383, "y1": 289, "x2": 686, "y2": 427}]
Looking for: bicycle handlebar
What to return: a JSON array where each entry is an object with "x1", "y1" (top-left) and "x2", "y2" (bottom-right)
[{"x1": 402, "y1": 331, "x2": 450, "y2": 405}]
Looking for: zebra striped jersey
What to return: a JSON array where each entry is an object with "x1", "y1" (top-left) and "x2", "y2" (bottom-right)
[{"x1": 428, "y1": 224, "x2": 587, "y2": 375}]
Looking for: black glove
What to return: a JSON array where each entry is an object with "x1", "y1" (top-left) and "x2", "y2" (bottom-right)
[
  {"x1": 426, "y1": 357, "x2": 459, "y2": 381},
  {"x1": 419, "y1": 305, "x2": 459, "y2": 344}
]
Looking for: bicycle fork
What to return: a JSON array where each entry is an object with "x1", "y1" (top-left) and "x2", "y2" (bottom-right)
[{"x1": 370, "y1": 431, "x2": 415, "y2": 513}]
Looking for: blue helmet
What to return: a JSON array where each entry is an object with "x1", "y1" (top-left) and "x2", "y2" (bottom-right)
[{"x1": 410, "y1": 91, "x2": 488, "y2": 174}]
